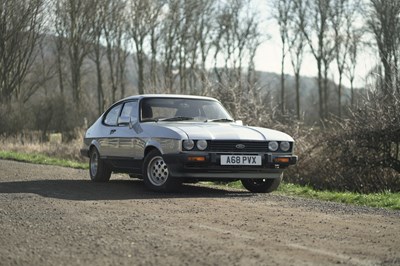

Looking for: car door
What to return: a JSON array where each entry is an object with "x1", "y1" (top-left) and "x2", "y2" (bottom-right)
[
  {"x1": 113, "y1": 100, "x2": 143, "y2": 158},
  {"x1": 100, "y1": 102, "x2": 123, "y2": 157}
]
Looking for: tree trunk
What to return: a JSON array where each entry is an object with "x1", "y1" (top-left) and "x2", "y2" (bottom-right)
[
  {"x1": 317, "y1": 59, "x2": 324, "y2": 120},
  {"x1": 337, "y1": 72, "x2": 342, "y2": 118},
  {"x1": 295, "y1": 72, "x2": 300, "y2": 120},
  {"x1": 280, "y1": 43, "x2": 286, "y2": 115},
  {"x1": 95, "y1": 52, "x2": 104, "y2": 116},
  {"x1": 323, "y1": 62, "x2": 329, "y2": 119},
  {"x1": 137, "y1": 49, "x2": 145, "y2": 95},
  {"x1": 350, "y1": 77, "x2": 354, "y2": 107}
]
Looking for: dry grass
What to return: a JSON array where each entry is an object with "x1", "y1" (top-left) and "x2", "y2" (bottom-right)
[{"x1": 0, "y1": 129, "x2": 87, "y2": 163}]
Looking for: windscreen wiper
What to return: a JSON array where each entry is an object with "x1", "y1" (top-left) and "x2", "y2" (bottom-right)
[
  {"x1": 206, "y1": 118, "x2": 235, "y2": 122},
  {"x1": 157, "y1": 116, "x2": 194, "y2": 122}
]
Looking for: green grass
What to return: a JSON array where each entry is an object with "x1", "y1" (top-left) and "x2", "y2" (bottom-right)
[
  {"x1": 211, "y1": 180, "x2": 400, "y2": 210},
  {"x1": 0, "y1": 150, "x2": 88, "y2": 169},
  {"x1": 276, "y1": 183, "x2": 400, "y2": 210},
  {"x1": 1, "y1": 150, "x2": 399, "y2": 210}
]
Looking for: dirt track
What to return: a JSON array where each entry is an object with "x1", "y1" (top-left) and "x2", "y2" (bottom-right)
[{"x1": 0, "y1": 159, "x2": 399, "y2": 266}]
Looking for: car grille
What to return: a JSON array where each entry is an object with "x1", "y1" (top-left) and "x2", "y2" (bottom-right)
[{"x1": 208, "y1": 141, "x2": 269, "y2": 152}]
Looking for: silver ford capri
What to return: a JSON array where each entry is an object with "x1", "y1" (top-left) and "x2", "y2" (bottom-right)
[{"x1": 80, "y1": 94, "x2": 297, "y2": 193}]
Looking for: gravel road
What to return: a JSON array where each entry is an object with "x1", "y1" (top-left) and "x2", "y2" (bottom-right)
[{"x1": 0, "y1": 159, "x2": 399, "y2": 266}]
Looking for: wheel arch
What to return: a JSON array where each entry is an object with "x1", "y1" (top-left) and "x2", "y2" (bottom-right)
[
  {"x1": 89, "y1": 140, "x2": 101, "y2": 154},
  {"x1": 144, "y1": 145, "x2": 161, "y2": 158},
  {"x1": 144, "y1": 138, "x2": 165, "y2": 156}
]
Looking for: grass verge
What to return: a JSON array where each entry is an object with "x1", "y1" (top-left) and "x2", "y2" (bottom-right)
[
  {"x1": 277, "y1": 183, "x2": 400, "y2": 210},
  {"x1": 208, "y1": 181, "x2": 400, "y2": 210},
  {"x1": 0, "y1": 150, "x2": 88, "y2": 169},
  {"x1": 1, "y1": 150, "x2": 399, "y2": 210}
]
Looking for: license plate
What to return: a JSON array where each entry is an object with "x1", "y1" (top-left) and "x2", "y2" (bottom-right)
[{"x1": 220, "y1": 155, "x2": 262, "y2": 166}]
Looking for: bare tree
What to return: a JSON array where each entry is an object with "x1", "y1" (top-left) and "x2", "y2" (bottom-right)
[
  {"x1": 148, "y1": 3, "x2": 165, "y2": 91},
  {"x1": 0, "y1": 0, "x2": 45, "y2": 104},
  {"x1": 20, "y1": 40, "x2": 57, "y2": 103},
  {"x1": 287, "y1": 0, "x2": 307, "y2": 120},
  {"x1": 345, "y1": 27, "x2": 363, "y2": 107},
  {"x1": 154, "y1": 0, "x2": 215, "y2": 94},
  {"x1": 160, "y1": 0, "x2": 181, "y2": 92},
  {"x1": 211, "y1": 0, "x2": 262, "y2": 115},
  {"x1": 193, "y1": 1, "x2": 215, "y2": 92},
  {"x1": 213, "y1": 1, "x2": 260, "y2": 84},
  {"x1": 271, "y1": 0, "x2": 292, "y2": 115},
  {"x1": 53, "y1": 8, "x2": 66, "y2": 96},
  {"x1": 331, "y1": 0, "x2": 353, "y2": 118},
  {"x1": 246, "y1": 24, "x2": 263, "y2": 91},
  {"x1": 88, "y1": 0, "x2": 106, "y2": 116},
  {"x1": 171, "y1": 0, "x2": 216, "y2": 94},
  {"x1": 367, "y1": 0, "x2": 400, "y2": 97},
  {"x1": 128, "y1": 0, "x2": 164, "y2": 95},
  {"x1": 102, "y1": 0, "x2": 128, "y2": 103},
  {"x1": 175, "y1": 0, "x2": 193, "y2": 94},
  {"x1": 212, "y1": 2, "x2": 231, "y2": 85},
  {"x1": 54, "y1": 0, "x2": 95, "y2": 106},
  {"x1": 234, "y1": 3, "x2": 261, "y2": 98},
  {"x1": 299, "y1": 0, "x2": 335, "y2": 120}
]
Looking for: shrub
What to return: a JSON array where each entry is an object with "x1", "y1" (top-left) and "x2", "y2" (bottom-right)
[{"x1": 286, "y1": 90, "x2": 400, "y2": 193}]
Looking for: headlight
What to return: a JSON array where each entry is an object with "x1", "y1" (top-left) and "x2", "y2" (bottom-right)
[
  {"x1": 280, "y1": 141, "x2": 290, "y2": 152},
  {"x1": 196, "y1": 140, "x2": 208, "y2": 150},
  {"x1": 268, "y1": 141, "x2": 279, "y2": 151},
  {"x1": 183, "y1": 139, "x2": 194, "y2": 150}
]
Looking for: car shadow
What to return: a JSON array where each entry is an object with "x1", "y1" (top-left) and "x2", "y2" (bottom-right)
[{"x1": 0, "y1": 179, "x2": 254, "y2": 201}]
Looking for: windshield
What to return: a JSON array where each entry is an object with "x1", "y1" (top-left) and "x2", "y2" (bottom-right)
[{"x1": 140, "y1": 98, "x2": 233, "y2": 122}]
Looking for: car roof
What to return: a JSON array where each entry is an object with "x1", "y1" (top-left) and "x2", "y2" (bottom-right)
[{"x1": 120, "y1": 94, "x2": 218, "y2": 102}]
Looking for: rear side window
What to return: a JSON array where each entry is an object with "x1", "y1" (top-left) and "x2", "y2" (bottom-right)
[{"x1": 104, "y1": 104, "x2": 122, "y2": 126}]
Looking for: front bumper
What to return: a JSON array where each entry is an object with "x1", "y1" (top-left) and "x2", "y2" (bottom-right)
[{"x1": 163, "y1": 152, "x2": 297, "y2": 180}]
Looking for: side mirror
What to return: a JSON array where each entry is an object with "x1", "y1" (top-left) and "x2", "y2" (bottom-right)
[
  {"x1": 131, "y1": 117, "x2": 143, "y2": 133},
  {"x1": 118, "y1": 116, "x2": 141, "y2": 132},
  {"x1": 129, "y1": 117, "x2": 138, "y2": 129}
]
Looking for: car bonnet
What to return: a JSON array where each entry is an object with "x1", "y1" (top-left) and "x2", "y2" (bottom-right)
[{"x1": 162, "y1": 122, "x2": 294, "y2": 141}]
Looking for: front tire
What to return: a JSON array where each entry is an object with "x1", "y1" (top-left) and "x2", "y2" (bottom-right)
[
  {"x1": 143, "y1": 150, "x2": 181, "y2": 192},
  {"x1": 89, "y1": 147, "x2": 111, "y2": 182},
  {"x1": 241, "y1": 175, "x2": 282, "y2": 193}
]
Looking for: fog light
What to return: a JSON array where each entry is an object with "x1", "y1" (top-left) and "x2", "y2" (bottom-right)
[
  {"x1": 188, "y1": 156, "x2": 206, "y2": 162},
  {"x1": 274, "y1": 157, "x2": 290, "y2": 163}
]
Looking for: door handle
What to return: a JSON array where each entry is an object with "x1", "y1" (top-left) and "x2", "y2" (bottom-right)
[{"x1": 110, "y1": 129, "x2": 116, "y2": 135}]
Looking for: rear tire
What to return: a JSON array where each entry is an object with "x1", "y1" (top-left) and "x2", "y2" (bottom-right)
[
  {"x1": 142, "y1": 150, "x2": 181, "y2": 192},
  {"x1": 241, "y1": 175, "x2": 282, "y2": 193},
  {"x1": 89, "y1": 147, "x2": 111, "y2": 182}
]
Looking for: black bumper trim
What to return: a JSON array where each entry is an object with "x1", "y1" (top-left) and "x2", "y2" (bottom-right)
[{"x1": 163, "y1": 152, "x2": 297, "y2": 179}]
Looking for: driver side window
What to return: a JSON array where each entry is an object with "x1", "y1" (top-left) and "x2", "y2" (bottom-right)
[{"x1": 121, "y1": 101, "x2": 138, "y2": 119}]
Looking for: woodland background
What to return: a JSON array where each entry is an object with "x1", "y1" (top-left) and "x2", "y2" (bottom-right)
[{"x1": 0, "y1": 0, "x2": 399, "y2": 193}]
